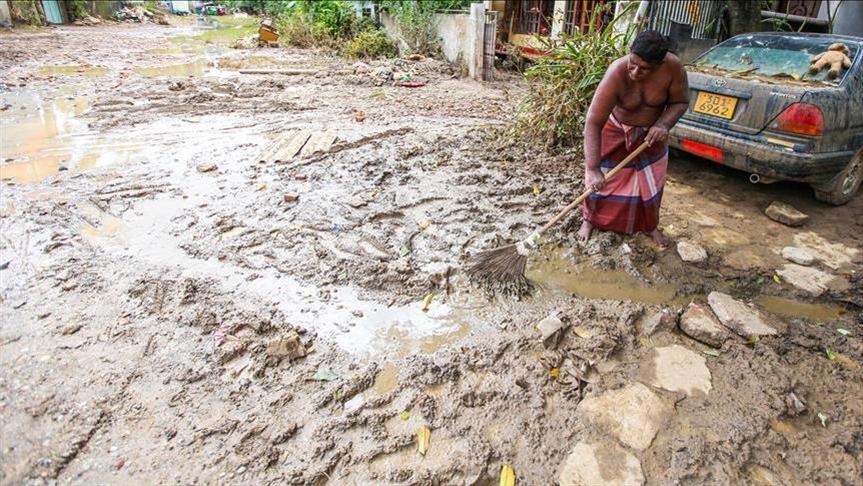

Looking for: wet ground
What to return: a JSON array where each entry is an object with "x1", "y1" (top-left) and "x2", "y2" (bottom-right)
[{"x1": 1, "y1": 17, "x2": 862, "y2": 485}]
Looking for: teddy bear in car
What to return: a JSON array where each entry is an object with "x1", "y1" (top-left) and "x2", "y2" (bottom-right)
[{"x1": 808, "y1": 43, "x2": 852, "y2": 79}]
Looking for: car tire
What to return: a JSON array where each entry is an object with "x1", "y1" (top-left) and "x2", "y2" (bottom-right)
[{"x1": 813, "y1": 148, "x2": 863, "y2": 206}]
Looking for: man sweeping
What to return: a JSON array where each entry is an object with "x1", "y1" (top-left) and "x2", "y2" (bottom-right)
[{"x1": 577, "y1": 30, "x2": 689, "y2": 246}]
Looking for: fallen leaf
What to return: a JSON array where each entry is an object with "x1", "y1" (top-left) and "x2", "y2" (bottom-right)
[
  {"x1": 532, "y1": 184, "x2": 541, "y2": 196},
  {"x1": 400, "y1": 411, "x2": 410, "y2": 421},
  {"x1": 756, "y1": 276, "x2": 765, "y2": 285},
  {"x1": 338, "y1": 271, "x2": 348, "y2": 280},
  {"x1": 817, "y1": 411, "x2": 828, "y2": 427},
  {"x1": 703, "y1": 348, "x2": 721, "y2": 357},
  {"x1": 399, "y1": 244, "x2": 411, "y2": 257},
  {"x1": 258, "y1": 184, "x2": 267, "y2": 191},
  {"x1": 500, "y1": 464, "x2": 516, "y2": 486},
  {"x1": 773, "y1": 274, "x2": 782, "y2": 284},
  {"x1": 836, "y1": 328, "x2": 851, "y2": 336},
  {"x1": 825, "y1": 348, "x2": 838, "y2": 361},
  {"x1": 314, "y1": 367, "x2": 338, "y2": 381},
  {"x1": 354, "y1": 112, "x2": 366, "y2": 123},
  {"x1": 419, "y1": 220, "x2": 431, "y2": 230},
  {"x1": 417, "y1": 426, "x2": 430, "y2": 456},
  {"x1": 370, "y1": 190, "x2": 378, "y2": 198},
  {"x1": 422, "y1": 293, "x2": 434, "y2": 312},
  {"x1": 746, "y1": 336, "x2": 760, "y2": 346},
  {"x1": 549, "y1": 368, "x2": 560, "y2": 378}
]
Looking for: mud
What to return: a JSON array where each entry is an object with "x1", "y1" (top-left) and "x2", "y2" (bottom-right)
[{"x1": 2, "y1": 17, "x2": 862, "y2": 485}]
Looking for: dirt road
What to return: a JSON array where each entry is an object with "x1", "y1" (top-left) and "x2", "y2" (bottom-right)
[{"x1": 1, "y1": 18, "x2": 861, "y2": 485}]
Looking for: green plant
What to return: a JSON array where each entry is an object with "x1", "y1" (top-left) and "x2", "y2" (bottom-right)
[
  {"x1": 344, "y1": 29, "x2": 398, "y2": 59},
  {"x1": 66, "y1": 0, "x2": 90, "y2": 20},
  {"x1": 508, "y1": 6, "x2": 633, "y2": 148}
]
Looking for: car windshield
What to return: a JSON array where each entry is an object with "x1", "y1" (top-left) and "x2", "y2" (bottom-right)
[{"x1": 693, "y1": 35, "x2": 859, "y2": 84}]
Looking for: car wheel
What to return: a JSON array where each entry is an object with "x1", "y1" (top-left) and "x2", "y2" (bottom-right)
[{"x1": 813, "y1": 148, "x2": 863, "y2": 206}]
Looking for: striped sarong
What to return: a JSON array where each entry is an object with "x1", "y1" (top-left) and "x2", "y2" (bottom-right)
[{"x1": 582, "y1": 114, "x2": 668, "y2": 234}]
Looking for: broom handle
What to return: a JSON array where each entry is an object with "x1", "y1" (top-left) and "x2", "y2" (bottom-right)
[{"x1": 536, "y1": 141, "x2": 651, "y2": 236}]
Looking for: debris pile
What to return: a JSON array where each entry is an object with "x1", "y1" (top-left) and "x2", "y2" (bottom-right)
[{"x1": 114, "y1": 6, "x2": 168, "y2": 25}]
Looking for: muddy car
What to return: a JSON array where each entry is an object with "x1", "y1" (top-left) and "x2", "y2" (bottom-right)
[{"x1": 670, "y1": 33, "x2": 863, "y2": 205}]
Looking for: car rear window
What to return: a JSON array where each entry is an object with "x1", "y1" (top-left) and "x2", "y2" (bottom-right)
[{"x1": 693, "y1": 35, "x2": 859, "y2": 84}]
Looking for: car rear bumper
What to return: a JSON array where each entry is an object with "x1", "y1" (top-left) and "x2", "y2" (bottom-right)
[{"x1": 670, "y1": 119, "x2": 853, "y2": 184}]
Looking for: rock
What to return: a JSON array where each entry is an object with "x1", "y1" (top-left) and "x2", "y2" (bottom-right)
[
  {"x1": 781, "y1": 246, "x2": 815, "y2": 266},
  {"x1": 765, "y1": 201, "x2": 808, "y2": 227},
  {"x1": 649, "y1": 345, "x2": 712, "y2": 396},
  {"x1": 559, "y1": 440, "x2": 644, "y2": 486},
  {"x1": 785, "y1": 392, "x2": 807, "y2": 416},
  {"x1": 679, "y1": 303, "x2": 728, "y2": 348},
  {"x1": 638, "y1": 308, "x2": 678, "y2": 336},
  {"x1": 197, "y1": 162, "x2": 217, "y2": 173},
  {"x1": 61, "y1": 322, "x2": 83, "y2": 335},
  {"x1": 707, "y1": 292, "x2": 777, "y2": 339},
  {"x1": 676, "y1": 241, "x2": 708, "y2": 263},
  {"x1": 266, "y1": 331, "x2": 306, "y2": 360},
  {"x1": 578, "y1": 382, "x2": 672, "y2": 451},
  {"x1": 793, "y1": 232, "x2": 859, "y2": 270},
  {"x1": 776, "y1": 263, "x2": 848, "y2": 297},
  {"x1": 283, "y1": 194, "x2": 299, "y2": 203},
  {"x1": 536, "y1": 313, "x2": 567, "y2": 349},
  {"x1": 352, "y1": 62, "x2": 371, "y2": 74}
]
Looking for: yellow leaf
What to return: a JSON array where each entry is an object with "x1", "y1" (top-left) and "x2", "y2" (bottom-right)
[
  {"x1": 422, "y1": 293, "x2": 434, "y2": 312},
  {"x1": 371, "y1": 190, "x2": 378, "y2": 198},
  {"x1": 549, "y1": 368, "x2": 560, "y2": 378},
  {"x1": 500, "y1": 464, "x2": 516, "y2": 486},
  {"x1": 532, "y1": 184, "x2": 541, "y2": 196},
  {"x1": 419, "y1": 220, "x2": 431, "y2": 230},
  {"x1": 258, "y1": 184, "x2": 267, "y2": 191},
  {"x1": 417, "y1": 426, "x2": 430, "y2": 456}
]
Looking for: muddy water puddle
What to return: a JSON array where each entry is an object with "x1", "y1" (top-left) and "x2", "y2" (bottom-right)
[
  {"x1": 0, "y1": 89, "x2": 150, "y2": 183},
  {"x1": 527, "y1": 248, "x2": 681, "y2": 305},
  {"x1": 37, "y1": 65, "x2": 109, "y2": 78},
  {"x1": 136, "y1": 59, "x2": 210, "y2": 78},
  {"x1": 756, "y1": 295, "x2": 846, "y2": 321}
]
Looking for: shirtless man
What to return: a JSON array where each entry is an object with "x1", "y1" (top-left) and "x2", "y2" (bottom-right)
[{"x1": 577, "y1": 30, "x2": 689, "y2": 246}]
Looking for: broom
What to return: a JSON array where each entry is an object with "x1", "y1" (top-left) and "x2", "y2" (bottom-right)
[{"x1": 466, "y1": 141, "x2": 650, "y2": 295}]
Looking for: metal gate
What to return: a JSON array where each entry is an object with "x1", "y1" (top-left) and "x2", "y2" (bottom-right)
[
  {"x1": 41, "y1": 0, "x2": 64, "y2": 24},
  {"x1": 647, "y1": 0, "x2": 723, "y2": 40},
  {"x1": 483, "y1": 10, "x2": 498, "y2": 81}
]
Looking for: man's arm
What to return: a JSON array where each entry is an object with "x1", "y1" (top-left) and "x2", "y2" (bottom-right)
[
  {"x1": 645, "y1": 61, "x2": 690, "y2": 146},
  {"x1": 583, "y1": 65, "x2": 620, "y2": 190}
]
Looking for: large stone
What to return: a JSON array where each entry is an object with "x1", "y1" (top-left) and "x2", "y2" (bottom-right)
[
  {"x1": 650, "y1": 345, "x2": 712, "y2": 396},
  {"x1": 679, "y1": 303, "x2": 728, "y2": 348},
  {"x1": 536, "y1": 313, "x2": 567, "y2": 349},
  {"x1": 765, "y1": 201, "x2": 809, "y2": 226},
  {"x1": 707, "y1": 292, "x2": 777, "y2": 339},
  {"x1": 559, "y1": 440, "x2": 644, "y2": 486},
  {"x1": 579, "y1": 383, "x2": 672, "y2": 451},
  {"x1": 776, "y1": 263, "x2": 848, "y2": 297},
  {"x1": 638, "y1": 308, "x2": 679, "y2": 336},
  {"x1": 676, "y1": 241, "x2": 708, "y2": 263},
  {"x1": 266, "y1": 331, "x2": 306, "y2": 360},
  {"x1": 793, "y1": 232, "x2": 860, "y2": 270},
  {"x1": 781, "y1": 246, "x2": 815, "y2": 266}
]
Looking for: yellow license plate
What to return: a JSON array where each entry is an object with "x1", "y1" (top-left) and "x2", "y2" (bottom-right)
[{"x1": 694, "y1": 92, "x2": 738, "y2": 119}]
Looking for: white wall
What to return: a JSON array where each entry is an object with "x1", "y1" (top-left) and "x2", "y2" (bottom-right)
[
  {"x1": 0, "y1": 0, "x2": 11, "y2": 25},
  {"x1": 380, "y1": 8, "x2": 481, "y2": 76}
]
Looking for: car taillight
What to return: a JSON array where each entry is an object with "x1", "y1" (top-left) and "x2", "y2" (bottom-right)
[
  {"x1": 770, "y1": 103, "x2": 823, "y2": 136},
  {"x1": 682, "y1": 139, "x2": 723, "y2": 163}
]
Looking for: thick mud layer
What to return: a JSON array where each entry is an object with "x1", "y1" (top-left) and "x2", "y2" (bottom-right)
[{"x1": 2, "y1": 18, "x2": 862, "y2": 485}]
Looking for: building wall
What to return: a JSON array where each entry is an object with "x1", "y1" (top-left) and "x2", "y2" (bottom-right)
[
  {"x1": 0, "y1": 0, "x2": 12, "y2": 25},
  {"x1": 435, "y1": 11, "x2": 471, "y2": 66}
]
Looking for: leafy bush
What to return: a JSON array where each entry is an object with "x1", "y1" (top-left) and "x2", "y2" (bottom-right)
[
  {"x1": 344, "y1": 29, "x2": 398, "y2": 59},
  {"x1": 509, "y1": 7, "x2": 633, "y2": 148}
]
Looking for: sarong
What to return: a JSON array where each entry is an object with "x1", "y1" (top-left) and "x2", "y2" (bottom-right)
[{"x1": 582, "y1": 114, "x2": 668, "y2": 234}]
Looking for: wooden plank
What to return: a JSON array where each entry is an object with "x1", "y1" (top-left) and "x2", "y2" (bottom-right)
[
  {"x1": 299, "y1": 131, "x2": 337, "y2": 157},
  {"x1": 273, "y1": 131, "x2": 312, "y2": 161}
]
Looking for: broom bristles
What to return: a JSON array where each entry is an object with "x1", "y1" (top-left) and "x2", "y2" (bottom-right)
[{"x1": 466, "y1": 244, "x2": 533, "y2": 297}]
